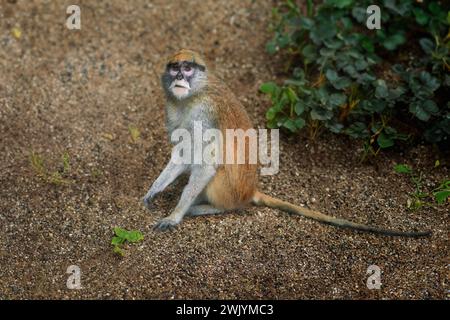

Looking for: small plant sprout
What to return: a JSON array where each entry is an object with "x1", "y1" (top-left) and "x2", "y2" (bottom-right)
[
  {"x1": 394, "y1": 164, "x2": 413, "y2": 174},
  {"x1": 11, "y1": 26, "x2": 22, "y2": 39},
  {"x1": 394, "y1": 163, "x2": 449, "y2": 209},
  {"x1": 30, "y1": 152, "x2": 46, "y2": 178},
  {"x1": 111, "y1": 227, "x2": 144, "y2": 257},
  {"x1": 128, "y1": 125, "x2": 140, "y2": 143},
  {"x1": 434, "y1": 160, "x2": 440, "y2": 168},
  {"x1": 29, "y1": 151, "x2": 71, "y2": 185},
  {"x1": 62, "y1": 152, "x2": 70, "y2": 173},
  {"x1": 101, "y1": 132, "x2": 114, "y2": 141}
]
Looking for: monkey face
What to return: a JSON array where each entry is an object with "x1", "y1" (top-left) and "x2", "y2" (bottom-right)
[{"x1": 162, "y1": 60, "x2": 207, "y2": 100}]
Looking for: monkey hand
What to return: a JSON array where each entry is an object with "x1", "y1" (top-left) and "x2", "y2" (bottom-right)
[
  {"x1": 142, "y1": 194, "x2": 155, "y2": 210},
  {"x1": 153, "y1": 217, "x2": 179, "y2": 231}
]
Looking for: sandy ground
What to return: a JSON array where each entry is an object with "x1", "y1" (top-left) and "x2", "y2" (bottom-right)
[{"x1": 0, "y1": 0, "x2": 448, "y2": 299}]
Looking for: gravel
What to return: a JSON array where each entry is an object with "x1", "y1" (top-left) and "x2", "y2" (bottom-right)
[{"x1": 0, "y1": 0, "x2": 448, "y2": 299}]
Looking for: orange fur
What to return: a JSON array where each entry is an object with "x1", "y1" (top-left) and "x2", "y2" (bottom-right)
[
  {"x1": 167, "y1": 49, "x2": 206, "y2": 67},
  {"x1": 204, "y1": 75, "x2": 258, "y2": 210}
]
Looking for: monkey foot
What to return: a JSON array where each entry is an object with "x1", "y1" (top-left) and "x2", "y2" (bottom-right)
[{"x1": 153, "y1": 218, "x2": 179, "y2": 231}]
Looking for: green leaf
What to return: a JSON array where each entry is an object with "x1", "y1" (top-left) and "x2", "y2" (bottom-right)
[
  {"x1": 357, "y1": 73, "x2": 376, "y2": 84},
  {"x1": 326, "y1": 122, "x2": 343, "y2": 133},
  {"x1": 333, "y1": 76, "x2": 351, "y2": 90},
  {"x1": 326, "y1": 0, "x2": 353, "y2": 9},
  {"x1": 294, "y1": 101, "x2": 306, "y2": 115},
  {"x1": 260, "y1": 82, "x2": 278, "y2": 94},
  {"x1": 126, "y1": 230, "x2": 144, "y2": 242},
  {"x1": 114, "y1": 227, "x2": 128, "y2": 239},
  {"x1": 283, "y1": 119, "x2": 298, "y2": 132},
  {"x1": 375, "y1": 80, "x2": 389, "y2": 99},
  {"x1": 113, "y1": 245, "x2": 125, "y2": 257},
  {"x1": 376, "y1": 29, "x2": 386, "y2": 40},
  {"x1": 113, "y1": 227, "x2": 143, "y2": 243},
  {"x1": 315, "y1": 87, "x2": 329, "y2": 104},
  {"x1": 284, "y1": 79, "x2": 305, "y2": 87},
  {"x1": 383, "y1": 33, "x2": 406, "y2": 50},
  {"x1": 266, "y1": 42, "x2": 277, "y2": 54},
  {"x1": 346, "y1": 49, "x2": 363, "y2": 59},
  {"x1": 385, "y1": 0, "x2": 411, "y2": 16},
  {"x1": 394, "y1": 164, "x2": 412, "y2": 174},
  {"x1": 329, "y1": 93, "x2": 346, "y2": 106},
  {"x1": 286, "y1": 87, "x2": 299, "y2": 103},
  {"x1": 342, "y1": 64, "x2": 357, "y2": 78},
  {"x1": 423, "y1": 100, "x2": 438, "y2": 114},
  {"x1": 351, "y1": 7, "x2": 366, "y2": 23},
  {"x1": 360, "y1": 37, "x2": 374, "y2": 53},
  {"x1": 319, "y1": 47, "x2": 336, "y2": 57},
  {"x1": 293, "y1": 68, "x2": 305, "y2": 80},
  {"x1": 325, "y1": 69, "x2": 338, "y2": 82},
  {"x1": 388, "y1": 86, "x2": 406, "y2": 100},
  {"x1": 428, "y1": 2, "x2": 442, "y2": 16},
  {"x1": 266, "y1": 107, "x2": 278, "y2": 121},
  {"x1": 310, "y1": 21, "x2": 336, "y2": 44},
  {"x1": 345, "y1": 122, "x2": 369, "y2": 139},
  {"x1": 311, "y1": 108, "x2": 333, "y2": 120},
  {"x1": 267, "y1": 119, "x2": 277, "y2": 129},
  {"x1": 302, "y1": 44, "x2": 317, "y2": 61},
  {"x1": 409, "y1": 101, "x2": 431, "y2": 121},
  {"x1": 377, "y1": 132, "x2": 394, "y2": 148},
  {"x1": 355, "y1": 59, "x2": 368, "y2": 71},
  {"x1": 419, "y1": 38, "x2": 435, "y2": 54},
  {"x1": 340, "y1": 17, "x2": 353, "y2": 30},
  {"x1": 440, "y1": 180, "x2": 450, "y2": 189},
  {"x1": 111, "y1": 236, "x2": 125, "y2": 245},
  {"x1": 419, "y1": 72, "x2": 440, "y2": 92},
  {"x1": 323, "y1": 39, "x2": 343, "y2": 49},
  {"x1": 294, "y1": 117, "x2": 306, "y2": 129},
  {"x1": 299, "y1": 17, "x2": 315, "y2": 30},
  {"x1": 413, "y1": 8, "x2": 429, "y2": 25},
  {"x1": 434, "y1": 190, "x2": 450, "y2": 204},
  {"x1": 277, "y1": 34, "x2": 291, "y2": 48}
]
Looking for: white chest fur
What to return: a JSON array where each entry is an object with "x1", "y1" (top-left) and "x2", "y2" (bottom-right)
[{"x1": 165, "y1": 102, "x2": 215, "y2": 141}]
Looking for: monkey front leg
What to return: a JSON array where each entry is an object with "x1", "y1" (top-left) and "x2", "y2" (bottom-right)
[
  {"x1": 154, "y1": 166, "x2": 216, "y2": 231},
  {"x1": 142, "y1": 160, "x2": 187, "y2": 209}
]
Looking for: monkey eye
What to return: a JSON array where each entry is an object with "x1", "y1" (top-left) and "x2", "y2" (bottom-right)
[
  {"x1": 169, "y1": 66, "x2": 179, "y2": 76},
  {"x1": 182, "y1": 65, "x2": 194, "y2": 76}
]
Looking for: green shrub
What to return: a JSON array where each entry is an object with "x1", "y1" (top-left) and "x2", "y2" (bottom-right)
[{"x1": 261, "y1": 0, "x2": 449, "y2": 155}]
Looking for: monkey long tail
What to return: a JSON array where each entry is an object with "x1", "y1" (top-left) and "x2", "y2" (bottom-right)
[{"x1": 251, "y1": 191, "x2": 431, "y2": 238}]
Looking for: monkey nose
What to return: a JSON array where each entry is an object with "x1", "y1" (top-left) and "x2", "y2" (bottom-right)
[{"x1": 176, "y1": 73, "x2": 183, "y2": 80}]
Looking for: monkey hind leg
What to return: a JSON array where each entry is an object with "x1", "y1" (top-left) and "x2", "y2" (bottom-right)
[
  {"x1": 188, "y1": 205, "x2": 225, "y2": 216},
  {"x1": 205, "y1": 166, "x2": 256, "y2": 210}
]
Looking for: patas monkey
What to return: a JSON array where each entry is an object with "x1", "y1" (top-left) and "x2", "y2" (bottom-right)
[{"x1": 143, "y1": 49, "x2": 430, "y2": 237}]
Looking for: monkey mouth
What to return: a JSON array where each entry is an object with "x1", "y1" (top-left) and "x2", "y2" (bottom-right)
[
  {"x1": 171, "y1": 79, "x2": 190, "y2": 90},
  {"x1": 171, "y1": 80, "x2": 190, "y2": 98}
]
